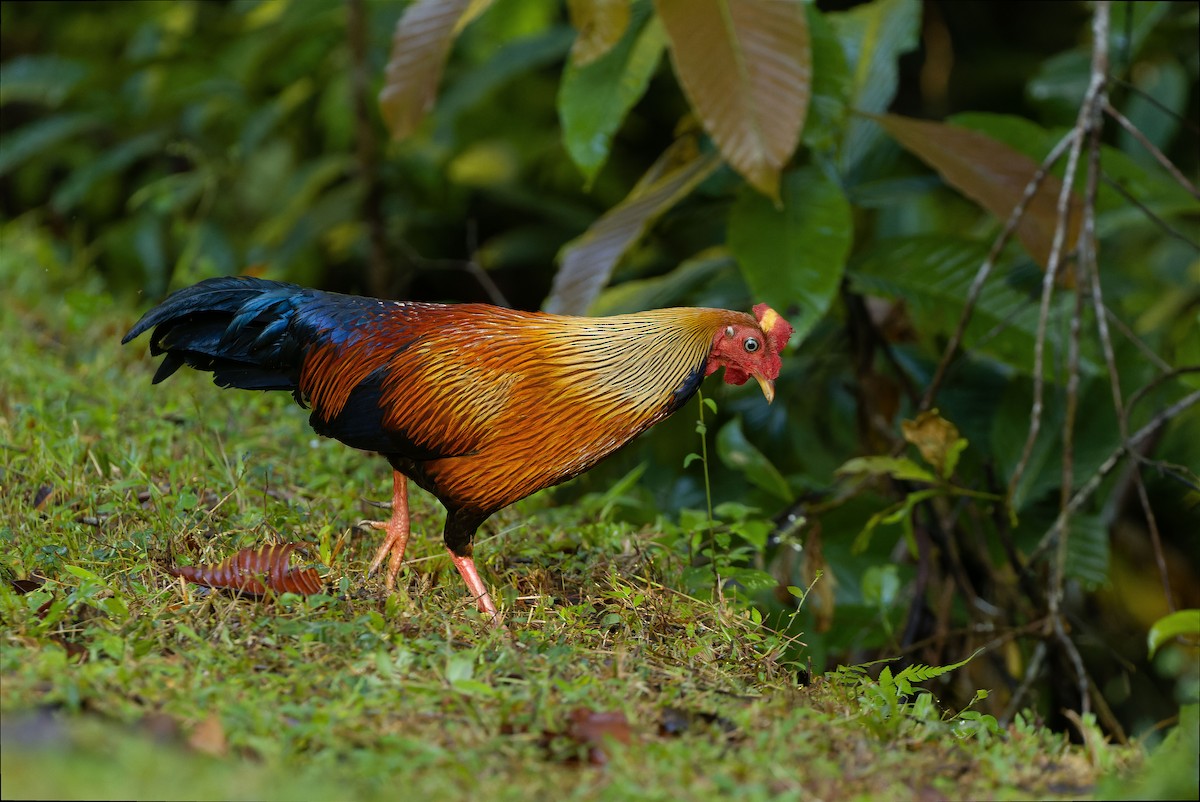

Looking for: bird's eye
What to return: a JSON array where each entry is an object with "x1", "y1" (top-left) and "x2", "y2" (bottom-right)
[{"x1": 744, "y1": 337, "x2": 760, "y2": 353}]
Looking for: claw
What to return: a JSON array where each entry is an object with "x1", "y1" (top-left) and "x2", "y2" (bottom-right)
[{"x1": 364, "y1": 471, "x2": 410, "y2": 591}]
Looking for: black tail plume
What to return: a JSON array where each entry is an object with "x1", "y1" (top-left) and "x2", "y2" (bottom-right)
[{"x1": 123, "y1": 276, "x2": 316, "y2": 392}]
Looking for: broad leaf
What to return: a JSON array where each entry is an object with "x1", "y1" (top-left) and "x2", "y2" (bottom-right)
[
  {"x1": 656, "y1": 0, "x2": 811, "y2": 201},
  {"x1": 901, "y1": 410, "x2": 967, "y2": 480},
  {"x1": 847, "y1": 236, "x2": 1090, "y2": 375},
  {"x1": 0, "y1": 55, "x2": 87, "y2": 107},
  {"x1": 567, "y1": 0, "x2": 632, "y2": 66},
  {"x1": 828, "y1": 0, "x2": 920, "y2": 175},
  {"x1": 590, "y1": 248, "x2": 733, "y2": 315},
  {"x1": 379, "y1": 0, "x2": 477, "y2": 142},
  {"x1": 874, "y1": 114, "x2": 1081, "y2": 270},
  {"x1": 545, "y1": 138, "x2": 719, "y2": 314},
  {"x1": 0, "y1": 113, "x2": 102, "y2": 178},
  {"x1": 728, "y1": 166, "x2": 852, "y2": 343},
  {"x1": 1148, "y1": 609, "x2": 1200, "y2": 658},
  {"x1": 1063, "y1": 514, "x2": 1109, "y2": 590},
  {"x1": 560, "y1": 3, "x2": 666, "y2": 186},
  {"x1": 802, "y1": 5, "x2": 853, "y2": 153},
  {"x1": 837, "y1": 456, "x2": 936, "y2": 484},
  {"x1": 716, "y1": 418, "x2": 794, "y2": 502}
]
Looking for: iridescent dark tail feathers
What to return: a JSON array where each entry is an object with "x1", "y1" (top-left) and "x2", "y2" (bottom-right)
[{"x1": 122, "y1": 276, "x2": 318, "y2": 393}]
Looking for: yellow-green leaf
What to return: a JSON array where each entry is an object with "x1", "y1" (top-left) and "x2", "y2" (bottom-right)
[
  {"x1": 655, "y1": 0, "x2": 811, "y2": 201},
  {"x1": 545, "y1": 138, "x2": 719, "y2": 314},
  {"x1": 560, "y1": 4, "x2": 666, "y2": 186},
  {"x1": 1148, "y1": 609, "x2": 1200, "y2": 658},
  {"x1": 901, "y1": 410, "x2": 968, "y2": 479},
  {"x1": 378, "y1": 0, "x2": 476, "y2": 142},
  {"x1": 874, "y1": 113, "x2": 1082, "y2": 270},
  {"x1": 567, "y1": 0, "x2": 632, "y2": 66}
]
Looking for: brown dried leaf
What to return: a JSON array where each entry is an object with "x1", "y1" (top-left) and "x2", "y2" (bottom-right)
[
  {"x1": 901, "y1": 409, "x2": 966, "y2": 479},
  {"x1": 188, "y1": 713, "x2": 227, "y2": 757},
  {"x1": 378, "y1": 0, "x2": 475, "y2": 142},
  {"x1": 656, "y1": 0, "x2": 811, "y2": 201},
  {"x1": 568, "y1": 0, "x2": 632, "y2": 66},
  {"x1": 874, "y1": 114, "x2": 1081, "y2": 271},
  {"x1": 566, "y1": 708, "x2": 632, "y2": 766},
  {"x1": 168, "y1": 543, "x2": 323, "y2": 596},
  {"x1": 545, "y1": 137, "x2": 720, "y2": 314}
]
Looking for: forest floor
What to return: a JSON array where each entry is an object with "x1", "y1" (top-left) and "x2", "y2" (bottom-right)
[{"x1": 0, "y1": 232, "x2": 1188, "y2": 801}]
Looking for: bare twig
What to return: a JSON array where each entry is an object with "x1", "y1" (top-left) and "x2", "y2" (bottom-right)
[
  {"x1": 1101, "y1": 174, "x2": 1200, "y2": 252},
  {"x1": 1013, "y1": 2, "x2": 1109, "y2": 555},
  {"x1": 1104, "y1": 305, "x2": 1175, "y2": 373},
  {"x1": 919, "y1": 131, "x2": 1076, "y2": 412},
  {"x1": 1031, "y1": 388, "x2": 1200, "y2": 564},
  {"x1": 1007, "y1": 133, "x2": 1088, "y2": 506},
  {"x1": 1104, "y1": 101, "x2": 1200, "y2": 198},
  {"x1": 1110, "y1": 77, "x2": 1200, "y2": 135}
]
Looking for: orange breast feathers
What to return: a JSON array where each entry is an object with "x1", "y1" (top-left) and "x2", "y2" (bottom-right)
[{"x1": 299, "y1": 304, "x2": 777, "y2": 513}]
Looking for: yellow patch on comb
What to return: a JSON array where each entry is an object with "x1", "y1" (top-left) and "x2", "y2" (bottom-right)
[{"x1": 757, "y1": 307, "x2": 781, "y2": 336}]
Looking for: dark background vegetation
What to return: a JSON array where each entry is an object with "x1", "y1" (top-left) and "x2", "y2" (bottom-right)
[{"x1": 2, "y1": 0, "x2": 1197, "y2": 750}]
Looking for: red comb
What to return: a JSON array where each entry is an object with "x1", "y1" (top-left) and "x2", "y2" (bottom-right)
[{"x1": 753, "y1": 303, "x2": 793, "y2": 353}]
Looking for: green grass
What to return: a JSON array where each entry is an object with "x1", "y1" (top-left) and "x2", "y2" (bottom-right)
[{"x1": 0, "y1": 222, "x2": 1180, "y2": 800}]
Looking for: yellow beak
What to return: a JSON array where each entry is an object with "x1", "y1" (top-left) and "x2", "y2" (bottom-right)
[{"x1": 753, "y1": 373, "x2": 775, "y2": 404}]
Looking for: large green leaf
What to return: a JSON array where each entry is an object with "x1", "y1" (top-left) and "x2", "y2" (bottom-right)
[
  {"x1": 590, "y1": 248, "x2": 733, "y2": 316},
  {"x1": 716, "y1": 418, "x2": 794, "y2": 502},
  {"x1": 0, "y1": 113, "x2": 103, "y2": 178},
  {"x1": 728, "y1": 166, "x2": 852, "y2": 343},
  {"x1": 847, "y1": 236, "x2": 1092, "y2": 375},
  {"x1": 0, "y1": 55, "x2": 88, "y2": 107},
  {"x1": 545, "y1": 138, "x2": 719, "y2": 315},
  {"x1": 989, "y1": 376, "x2": 1120, "y2": 511},
  {"x1": 827, "y1": 0, "x2": 920, "y2": 176},
  {"x1": 656, "y1": 0, "x2": 811, "y2": 201},
  {"x1": 802, "y1": 4, "x2": 853, "y2": 154},
  {"x1": 52, "y1": 131, "x2": 167, "y2": 214},
  {"x1": 559, "y1": 2, "x2": 666, "y2": 187}
]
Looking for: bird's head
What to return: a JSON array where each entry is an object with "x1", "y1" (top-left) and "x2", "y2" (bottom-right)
[{"x1": 705, "y1": 304, "x2": 794, "y2": 403}]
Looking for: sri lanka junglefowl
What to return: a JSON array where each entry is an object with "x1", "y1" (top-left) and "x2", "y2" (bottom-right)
[{"x1": 123, "y1": 277, "x2": 793, "y2": 624}]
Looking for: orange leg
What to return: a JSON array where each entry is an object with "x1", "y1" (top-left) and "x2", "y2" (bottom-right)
[
  {"x1": 361, "y1": 471, "x2": 410, "y2": 591},
  {"x1": 447, "y1": 547, "x2": 502, "y2": 626}
]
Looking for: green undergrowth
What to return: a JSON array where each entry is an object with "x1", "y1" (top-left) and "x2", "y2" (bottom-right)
[{"x1": 0, "y1": 229, "x2": 1174, "y2": 800}]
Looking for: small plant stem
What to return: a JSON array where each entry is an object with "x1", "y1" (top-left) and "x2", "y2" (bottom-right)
[{"x1": 696, "y1": 389, "x2": 721, "y2": 599}]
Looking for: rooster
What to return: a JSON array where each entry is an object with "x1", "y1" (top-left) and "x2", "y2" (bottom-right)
[{"x1": 123, "y1": 277, "x2": 793, "y2": 624}]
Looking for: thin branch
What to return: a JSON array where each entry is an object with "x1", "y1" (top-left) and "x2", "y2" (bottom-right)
[
  {"x1": 1104, "y1": 101, "x2": 1200, "y2": 199},
  {"x1": 1104, "y1": 305, "x2": 1175, "y2": 373},
  {"x1": 1126, "y1": 365, "x2": 1200, "y2": 416},
  {"x1": 1031, "y1": 388, "x2": 1200, "y2": 564},
  {"x1": 1101, "y1": 174, "x2": 1200, "y2": 252},
  {"x1": 919, "y1": 130, "x2": 1076, "y2": 412},
  {"x1": 1110, "y1": 77, "x2": 1200, "y2": 136}
]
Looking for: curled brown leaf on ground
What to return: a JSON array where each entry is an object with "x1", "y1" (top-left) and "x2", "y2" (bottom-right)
[
  {"x1": 168, "y1": 543, "x2": 323, "y2": 597},
  {"x1": 564, "y1": 708, "x2": 633, "y2": 766}
]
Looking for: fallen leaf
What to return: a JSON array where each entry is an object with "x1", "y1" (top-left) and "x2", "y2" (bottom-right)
[
  {"x1": 188, "y1": 713, "x2": 227, "y2": 757},
  {"x1": 168, "y1": 543, "x2": 324, "y2": 597},
  {"x1": 566, "y1": 708, "x2": 632, "y2": 766}
]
